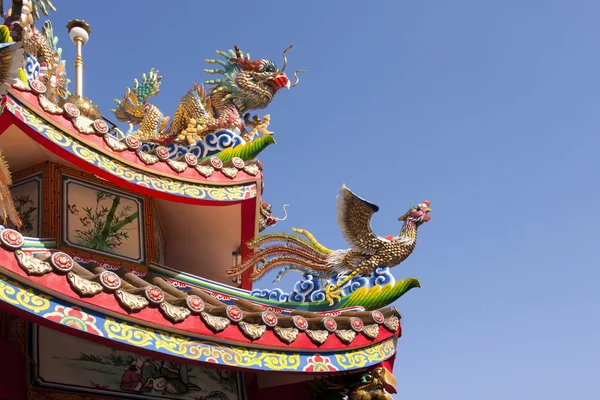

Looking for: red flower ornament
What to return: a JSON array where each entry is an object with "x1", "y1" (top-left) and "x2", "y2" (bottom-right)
[
  {"x1": 44, "y1": 306, "x2": 103, "y2": 336},
  {"x1": 303, "y1": 355, "x2": 338, "y2": 372}
]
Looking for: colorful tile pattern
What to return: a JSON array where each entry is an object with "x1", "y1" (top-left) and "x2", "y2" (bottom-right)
[
  {"x1": 5, "y1": 99, "x2": 258, "y2": 202},
  {"x1": 0, "y1": 274, "x2": 396, "y2": 372}
]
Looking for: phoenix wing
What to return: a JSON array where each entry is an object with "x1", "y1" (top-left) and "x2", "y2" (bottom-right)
[{"x1": 336, "y1": 184, "x2": 384, "y2": 255}]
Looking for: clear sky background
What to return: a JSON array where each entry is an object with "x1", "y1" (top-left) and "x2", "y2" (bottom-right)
[{"x1": 35, "y1": 1, "x2": 598, "y2": 399}]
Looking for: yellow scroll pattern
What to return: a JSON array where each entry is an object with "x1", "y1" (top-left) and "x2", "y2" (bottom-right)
[
  {"x1": 20, "y1": 107, "x2": 254, "y2": 201},
  {"x1": 104, "y1": 318, "x2": 302, "y2": 371},
  {"x1": 0, "y1": 274, "x2": 51, "y2": 314},
  {"x1": 334, "y1": 338, "x2": 396, "y2": 369}
]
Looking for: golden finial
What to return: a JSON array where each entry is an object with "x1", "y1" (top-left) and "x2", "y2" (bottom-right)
[{"x1": 66, "y1": 19, "x2": 91, "y2": 98}]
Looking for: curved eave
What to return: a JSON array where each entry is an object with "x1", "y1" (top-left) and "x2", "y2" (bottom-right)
[
  {"x1": 0, "y1": 91, "x2": 261, "y2": 205},
  {"x1": 0, "y1": 251, "x2": 399, "y2": 373},
  {"x1": 0, "y1": 245, "x2": 399, "y2": 349}
]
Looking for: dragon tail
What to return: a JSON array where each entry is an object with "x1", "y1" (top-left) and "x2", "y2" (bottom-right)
[{"x1": 111, "y1": 69, "x2": 162, "y2": 125}]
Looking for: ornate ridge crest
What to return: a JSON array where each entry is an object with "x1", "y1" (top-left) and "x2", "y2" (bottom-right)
[{"x1": 6, "y1": 8, "x2": 304, "y2": 182}]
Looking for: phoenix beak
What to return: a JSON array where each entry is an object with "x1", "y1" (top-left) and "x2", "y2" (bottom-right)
[{"x1": 426, "y1": 207, "x2": 432, "y2": 212}]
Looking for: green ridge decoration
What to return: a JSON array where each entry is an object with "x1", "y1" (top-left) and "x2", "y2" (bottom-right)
[
  {"x1": 214, "y1": 135, "x2": 276, "y2": 162},
  {"x1": 342, "y1": 278, "x2": 421, "y2": 310}
]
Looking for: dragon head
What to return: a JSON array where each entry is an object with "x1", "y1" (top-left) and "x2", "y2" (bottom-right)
[
  {"x1": 204, "y1": 45, "x2": 304, "y2": 112},
  {"x1": 398, "y1": 200, "x2": 431, "y2": 225}
]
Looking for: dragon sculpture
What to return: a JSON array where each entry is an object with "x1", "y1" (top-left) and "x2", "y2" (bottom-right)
[
  {"x1": 350, "y1": 368, "x2": 396, "y2": 400},
  {"x1": 258, "y1": 201, "x2": 288, "y2": 232},
  {"x1": 112, "y1": 45, "x2": 304, "y2": 144},
  {"x1": 227, "y1": 185, "x2": 431, "y2": 305},
  {"x1": 3, "y1": 0, "x2": 70, "y2": 104},
  {"x1": 307, "y1": 367, "x2": 396, "y2": 400}
]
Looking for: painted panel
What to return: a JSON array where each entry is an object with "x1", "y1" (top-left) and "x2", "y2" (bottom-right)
[
  {"x1": 7, "y1": 173, "x2": 42, "y2": 237},
  {"x1": 32, "y1": 324, "x2": 241, "y2": 400},
  {"x1": 62, "y1": 175, "x2": 146, "y2": 264},
  {"x1": 153, "y1": 210, "x2": 166, "y2": 265}
]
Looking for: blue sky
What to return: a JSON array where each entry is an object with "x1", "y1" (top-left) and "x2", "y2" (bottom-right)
[{"x1": 40, "y1": 1, "x2": 599, "y2": 398}]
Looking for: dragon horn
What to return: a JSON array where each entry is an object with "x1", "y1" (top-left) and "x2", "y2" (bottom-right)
[
  {"x1": 281, "y1": 45, "x2": 293, "y2": 72},
  {"x1": 274, "y1": 204, "x2": 289, "y2": 221},
  {"x1": 289, "y1": 70, "x2": 306, "y2": 89},
  {"x1": 234, "y1": 45, "x2": 243, "y2": 59},
  {"x1": 228, "y1": 49, "x2": 237, "y2": 58}
]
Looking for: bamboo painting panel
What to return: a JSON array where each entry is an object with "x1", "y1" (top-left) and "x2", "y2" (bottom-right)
[
  {"x1": 62, "y1": 176, "x2": 146, "y2": 264},
  {"x1": 7, "y1": 173, "x2": 42, "y2": 237},
  {"x1": 153, "y1": 210, "x2": 166, "y2": 265}
]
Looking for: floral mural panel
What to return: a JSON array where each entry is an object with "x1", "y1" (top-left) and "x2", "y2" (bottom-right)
[
  {"x1": 32, "y1": 323, "x2": 241, "y2": 399},
  {"x1": 7, "y1": 173, "x2": 41, "y2": 237},
  {"x1": 62, "y1": 176, "x2": 146, "y2": 263}
]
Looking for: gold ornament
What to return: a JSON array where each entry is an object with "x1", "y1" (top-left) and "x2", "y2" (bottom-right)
[
  {"x1": 115, "y1": 290, "x2": 149, "y2": 312},
  {"x1": 15, "y1": 250, "x2": 52, "y2": 276},
  {"x1": 67, "y1": 272, "x2": 103, "y2": 297}
]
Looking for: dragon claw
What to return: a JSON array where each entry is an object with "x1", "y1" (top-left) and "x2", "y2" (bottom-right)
[
  {"x1": 243, "y1": 114, "x2": 272, "y2": 140},
  {"x1": 324, "y1": 282, "x2": 343, "y2": 306}
]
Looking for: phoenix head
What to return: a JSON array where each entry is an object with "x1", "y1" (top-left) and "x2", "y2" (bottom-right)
[{"x1": 398, "y1": 200, "x2": 432, "y2": 226}]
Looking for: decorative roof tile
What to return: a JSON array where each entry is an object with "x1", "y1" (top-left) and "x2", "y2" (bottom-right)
[{"x1": 5, "y1": 228, "x2": 401, "y2": 347}]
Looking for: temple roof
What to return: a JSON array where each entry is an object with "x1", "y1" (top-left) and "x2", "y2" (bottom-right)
[
  {"x1": 0, "y1": 227, "x2": 401, "y2": 372},
  {"x1": 0, "y1": 92, "x2": 261, "y2": 204}
]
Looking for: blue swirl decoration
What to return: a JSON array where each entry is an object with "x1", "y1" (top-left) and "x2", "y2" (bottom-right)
[
  {"x1": 140, "y1": 142, "x2": 157, "y2": 153},
  {"x1": 294, "y1": 273, "x2": 322, "y2": 295},
  {"x1": 24, "y1": 53, "x2": 40, "y2": 81},
  {"x1": 250, "y1": 288, "x2": 289, "y2": 302},
  {"x1": 136, "y1": 130, "x2": 245, "y2": 160},
  {"x1": 252, "y1": 267, "x2": 396, "y2": 303}
]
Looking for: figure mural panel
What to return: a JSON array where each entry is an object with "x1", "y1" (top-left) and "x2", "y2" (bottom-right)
[
  {"x1": 33, "y1": 325, "x2": 240, "y2": 399},
  {"x1": 62, "y1": 176, "x2": 145, "y2": 263}
]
